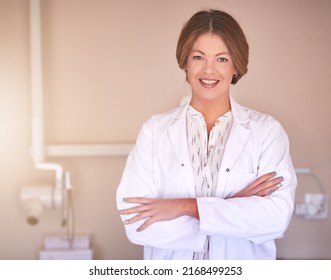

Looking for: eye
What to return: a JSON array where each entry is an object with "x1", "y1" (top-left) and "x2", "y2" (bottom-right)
[
  {"x1": 217, "y1": 57, "x2": 229, "y2": 62},
  {"x1": 193, "y1": 55, "x2": 204, "y2": 60}
]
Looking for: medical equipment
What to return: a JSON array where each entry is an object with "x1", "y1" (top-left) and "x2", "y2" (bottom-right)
[
  {"x1": 294, "y1": 168, "x2": 328, "y2": 219},
  {"x1": 20, "y1": 1, "x2": 75, "y2": 241},
  {"x1": 38, "y1": 235, "x2": 92, "y2": 260}
]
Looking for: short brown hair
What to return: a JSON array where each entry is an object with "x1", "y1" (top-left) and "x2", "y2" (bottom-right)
[{"x1": 176, "y1": 9, "x2": 249, "y2": 84}]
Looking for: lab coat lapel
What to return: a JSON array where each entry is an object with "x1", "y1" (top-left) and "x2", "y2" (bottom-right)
[
  {"x1": 220, "y1": 97, "x2": 250, "y2": 173},
  {"x1": 167, "y1": 106, "x2": 196, "y2": 197},
  {"x1": 220, "y1": 122, "x2": 250, "y2": 172}
]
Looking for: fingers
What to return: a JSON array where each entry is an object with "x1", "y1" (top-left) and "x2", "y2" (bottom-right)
[
  {"x1": 119, "y1": 204, "x2": 149, "y2": 215},
  {"x1": 252, "y1": 175, "x2": 284, "y2": 196},
  {"x1": 119, "y1": 197, "x2": 156, "y2": 231},
  {"x1": 119, "y1": 198, "x2": 183, "y2": 232},
  {"x1": 136, "y1": 217, "x2": 156, "y2": 232},
  {"x1": 118, "y1": 197, "x2": 153, "y2": 215},
  {"x1": 248, "y1": 172, "x2": 277, "y2": 189},
  {"x1": 124, "y1": 210, "x2": 151, "y2": 225},
  {"x1": 256, "y1": 184, "x2": 280, "y2": 197},
  {"x1": 233, "y1": 172, "x2": 285, "y2": 198}
]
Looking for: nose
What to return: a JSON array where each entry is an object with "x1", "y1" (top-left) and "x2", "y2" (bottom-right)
[{"x1": 202, "y1": 59, "x2": 215, "y2": 74}]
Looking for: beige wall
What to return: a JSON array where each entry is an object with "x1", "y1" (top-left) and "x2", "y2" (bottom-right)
[{"x1": 0, "y1": 0, "x2": 330, "y2": 259}]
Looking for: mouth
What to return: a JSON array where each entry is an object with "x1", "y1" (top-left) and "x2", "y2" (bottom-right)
[{"x1": 199, "y1": 79, "x2": 220, "y2": 88}]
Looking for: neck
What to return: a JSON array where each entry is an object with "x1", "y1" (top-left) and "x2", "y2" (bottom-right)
[
  {"x1": 190, "y1": 95, "x2": 231, "y2": 136},
  {"x1": 190, "y1": 95, "x2": 231, "y2": 119}
]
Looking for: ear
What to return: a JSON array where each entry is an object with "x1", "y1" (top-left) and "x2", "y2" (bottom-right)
[{"x1": 231, "y1": 73, "x2": 239, "y2": 85}]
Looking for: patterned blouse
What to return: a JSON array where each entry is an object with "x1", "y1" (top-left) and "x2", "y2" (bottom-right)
[{"x1": 186, "y1": 105, "x2": 233, "y2": 259}]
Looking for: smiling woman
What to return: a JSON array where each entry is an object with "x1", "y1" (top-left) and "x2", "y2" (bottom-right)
[
  {"x1": 116, "y1": 9, "x2": 297, "y2": 260},
  {"x1": 176, "y1": 10, "x2": 248, "y2": 85},
  {"x1": 185, "y1": 33, "x2": 236, "y2": 127}
]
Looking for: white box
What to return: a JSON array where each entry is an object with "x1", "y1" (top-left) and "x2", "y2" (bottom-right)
[
  {"x1": 39, "y1": 249, "x2": 93, "y2": 260},
  {"x1": 44, "y1": 235, "x2": 90, "y2": 249}
]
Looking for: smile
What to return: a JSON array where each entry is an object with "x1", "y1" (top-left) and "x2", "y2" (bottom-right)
[{"x1": 199, "y1": 79, "x2": 220, "y2": 87}]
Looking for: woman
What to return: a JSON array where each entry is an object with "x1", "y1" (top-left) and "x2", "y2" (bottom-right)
[{"x1": 117, "y1": 9, "x2": 296, "y2": 260}]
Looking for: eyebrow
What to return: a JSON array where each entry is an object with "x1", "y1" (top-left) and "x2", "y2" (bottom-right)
[{"x1": 191, "y1": 50, "x2": 230, "y2": 56}]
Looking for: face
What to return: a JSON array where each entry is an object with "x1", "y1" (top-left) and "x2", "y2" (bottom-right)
[{"x1": 186, "y1": 33, "x2": 237, "y2": 105}]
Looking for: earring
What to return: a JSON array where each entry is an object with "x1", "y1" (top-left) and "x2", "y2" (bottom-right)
[{"x1": 231, "y1": 73, "x2": 238, "y2": 84}]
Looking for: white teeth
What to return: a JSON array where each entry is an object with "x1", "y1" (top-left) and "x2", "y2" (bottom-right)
[{"x1": 201, "y1": 79, "x2": 218, "y2": 84}]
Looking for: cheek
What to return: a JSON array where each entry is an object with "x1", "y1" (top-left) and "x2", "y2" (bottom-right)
[
  {"x1": 185, "y1": 66, "x2": 198, "y2": 83},
  {"x1": 187, "y1": 66, "x2": 203, "y2": 81},
  {"x1": 218, "y1": 66, "x2": 236, "y2": 80},
  {"x1": 186, "y1": 60, "x2": 201, "y2": 72}
]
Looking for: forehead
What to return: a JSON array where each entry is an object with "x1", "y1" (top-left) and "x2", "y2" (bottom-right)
[{"x1": 191, "y1": 33, "x2": 229, "y2": 53}]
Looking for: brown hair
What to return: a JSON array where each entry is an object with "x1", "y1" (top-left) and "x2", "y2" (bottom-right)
[{"x1": 176, "y1": 9, "x2": 249, "y2": 84}]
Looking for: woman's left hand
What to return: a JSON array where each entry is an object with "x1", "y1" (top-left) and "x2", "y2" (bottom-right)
[{"x1": 119, "y1": 197, "x2": 198, "y2": 232}]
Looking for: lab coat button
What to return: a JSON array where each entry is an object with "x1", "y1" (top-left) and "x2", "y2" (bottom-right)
[{"x1": 226, "y1": 168, "x2": 230, "y2": 172}]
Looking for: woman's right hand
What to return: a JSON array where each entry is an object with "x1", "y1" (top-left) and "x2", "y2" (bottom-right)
[{"x1": 232, "y1": 172, "x2": 284, "y2": 198}]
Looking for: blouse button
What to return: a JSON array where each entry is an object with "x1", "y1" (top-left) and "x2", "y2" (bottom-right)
[{"x1": 226, "y1": 168, "x2": 230, "y2": 172}]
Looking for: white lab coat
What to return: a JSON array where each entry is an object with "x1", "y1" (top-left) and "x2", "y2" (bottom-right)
[{"x1": 116, "y1": 96, "x2": 297, "y2": 260}]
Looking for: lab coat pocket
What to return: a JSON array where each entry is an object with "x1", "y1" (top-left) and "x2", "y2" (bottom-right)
[{"x1": 224, "y1": 172, "x2": 257, "y2": 198}]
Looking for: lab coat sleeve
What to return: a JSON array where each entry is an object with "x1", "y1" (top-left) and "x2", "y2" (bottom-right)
[
  {"x1": 116, "y1": 118, "x2": 206, "y2": 251},
  {"x1": 197, "y1": 118, "x2": 297, "y2": 244}
]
